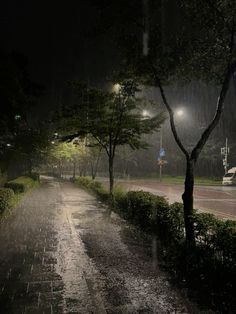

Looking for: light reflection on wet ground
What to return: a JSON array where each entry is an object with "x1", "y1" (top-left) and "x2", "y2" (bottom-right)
[{"x1": 0, "y1": 177, "x2": 196, "y2": 313}]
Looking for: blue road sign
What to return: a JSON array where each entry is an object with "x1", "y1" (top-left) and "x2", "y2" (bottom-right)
[{"x1": 159, "y1": 148, "x2": 165, "y2": 157}]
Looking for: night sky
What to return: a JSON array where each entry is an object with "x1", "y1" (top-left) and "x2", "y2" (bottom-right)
[
  {"x1": 1, "y1": 1, "x2": 235, "y2": 131},
  {"x1": 0, "y1": 0, "x2": 113, "y2": 108}
]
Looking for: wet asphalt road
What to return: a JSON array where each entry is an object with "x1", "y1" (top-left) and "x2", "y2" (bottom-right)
[
  {"x1": 111, "y1": 180, "x2": 236, "y2": 220},
  {"x1": 0, "y1": 177, "x2": 195, "y2": 313}
]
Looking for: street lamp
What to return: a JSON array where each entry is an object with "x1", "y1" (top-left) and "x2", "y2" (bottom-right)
[
  {"x1": 158, "y1": 108, "x2": 186, "y2": 182},
  {"x1": 158, "y1": 127, "x2": 166, "y2": 182},
  {"x1": 221, "y1": 138, "x2": 230, "y2": 174},
  {"x1": 113, "y1": 83, "x2": 121, "y2": 94},
  {"x1": 142, "y1": 109, "x2": 150, "y2": 118},
  {"x1": 175, "y1": 108, "x2": 185, "y2": 118}
]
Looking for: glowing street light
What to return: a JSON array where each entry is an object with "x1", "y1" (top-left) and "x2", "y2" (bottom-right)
[
  {"x1": 142, "y1": 109, "x2": 150, "y2": 118},
  {"x1": 175, "y1": 108, "x2": 185, "y2": 118},
  {"x1": 14, "y1": 114, "x2": 21, "y2": 120},
  {"x1": 113, "y1": 83, "x2": 121, "y2": 94}
]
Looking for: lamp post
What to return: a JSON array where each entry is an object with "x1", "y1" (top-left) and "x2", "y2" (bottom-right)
[
  {"x1": 158, "y1": 107, "x2": 186, "y2": 182},
  {"x1": 159, "y1": 127, "x2": 164, "y2": 182},
  {"x1": 221, "y1": 138, "x2": 230, "y2": 174}
]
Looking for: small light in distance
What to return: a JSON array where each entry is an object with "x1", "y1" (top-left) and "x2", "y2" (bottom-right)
[
  {"x1": 113, "y1": 83, "x2": 121, "y2": 94},
  {"x1": 175, "y1": 109, "x2": 185, "y2": 117},
  {"x1": 14, "y1": 115, "x2": 21, "y2": 120},
  {"x1": 142, "y1": 110, "x2": 150, "y2": 117},
  {"x1": 6, "y1": 143, "x2": 11, "y2": 147},
  {"x1": 51, "y1": 141, "x2": 55, "y2": 144}
]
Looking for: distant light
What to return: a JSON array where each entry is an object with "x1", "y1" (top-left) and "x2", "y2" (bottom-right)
[
  {"x1": 6, "y1": 143, "x2": 11, "y2": 147},
  {"x1": 51, "y1": 141, "x2": 55, "y2": 144},
  {"x1": 142, "y1": 110, "x2": 150, "y2": 117},
  {"x1": 14, "y1": 114, "x2": 21, "y2": 120},
  {"x1": 54, "y1": 132, "x2": 58, "y2": 137},
  {"x1": 175, "y1": 109, "x2": 185, "y2": 117},
  {"x1": 113, "y1": 83, "x2": 121, "y2": 93}
]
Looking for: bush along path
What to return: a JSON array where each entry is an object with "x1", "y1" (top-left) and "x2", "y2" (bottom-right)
[
  {"x1": 0, "y1": 176, "x2": 194, "y2": 313},
  {"x1": 0, "y1": 175, "x2": 39, "y2": 217},
  {"x1": 75, "y1": 176, "x2": 236, "y2": 314}
]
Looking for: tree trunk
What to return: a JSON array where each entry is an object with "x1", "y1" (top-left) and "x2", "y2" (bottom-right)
[
  {"x1": 28, "y1": 158, "x2": 32, "y2": 176},
  {"x1": 182, "y1": 159, "x2": 195, "y2": 247},
  {"x1": 73, "y1": 161, "x2": 76, "y2": 179},
  {"x1": 59, "y1": 162, "x2": 62, "y2": 178},
  {"x1": 92, "y1": 154, "x2": 101, "y2": 180},
  {"x1": 91, "y1": 163, "x2": 95, "y2": 180},
  {"x1": 109, "y1": 155, "x2": 114, "y2": 195}
]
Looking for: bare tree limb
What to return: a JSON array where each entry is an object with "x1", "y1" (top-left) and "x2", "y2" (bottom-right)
[
  {"x1": 191, "y1": 61, "x2": 236, "y2": 162},
  {"x1": 155, "y1": 77, "x2": 190, "y2": 159}
]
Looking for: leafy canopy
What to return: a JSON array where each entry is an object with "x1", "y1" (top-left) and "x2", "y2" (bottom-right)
[{"x1": 58, "y1": 80, "x2": 165, "y2": 155}]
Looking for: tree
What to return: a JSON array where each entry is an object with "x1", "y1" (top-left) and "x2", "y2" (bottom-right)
[
  {"x1": 7, "y1": 122, "x2": 52, "y2": 177},
  {"x1": 57, "y1": 80, "x2": 165, "y2": 195},
  {"x1": 86, "y1": 144, "x2": 103, "y2": 180},
  {"x1": 48, "y1": 140, "x2": 98, "y2": 179},
  {"x1": 93, "y1": 0, "x2": 236, "y2": 247},
  {"x1": 0, "y1": 51, "x2": 44, "y2": 177}
]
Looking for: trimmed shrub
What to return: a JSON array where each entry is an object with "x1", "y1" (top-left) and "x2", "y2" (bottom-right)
[
  {"x1": 117, "y1": 190, "x2": 169, "y2": 232},
  {"x1": 155, "y1": 202, "x2": 185, "y2": 244},
  {"x1": 29, "y1": 172, "x2": 40, "y2": 181},
  {"x1": 76, "y1": 176, "x2": 92, "y2": 188},
  {"x1": 5, "y1": 176, "x2": 35, "y2": 193},
  {"x1": 113, "y1": 187, "x2": 128, "y2": 213},
  {"x1": 88, "y1": 180, "x2": 103, "y2": 190},
  {"x1": 193, "y1": 212, "x2": 219, "y2": 246},
  {"x1": 0, "y1": 188, "x2": 14, "y2": 212},
  {"x1": 0, "y1": 171, "x2": 7, "y2": 187},
  {"x1": 75, "y1": 177, "x2": 110, "y2": 202}
]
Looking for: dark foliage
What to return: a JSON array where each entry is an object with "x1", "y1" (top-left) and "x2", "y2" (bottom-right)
[
  {"x1": 0, "y1": 188, "x2": 14, "y2": 212},
  {"x1": 5, "y1": 176, "x2": 35, "y2": 193}
]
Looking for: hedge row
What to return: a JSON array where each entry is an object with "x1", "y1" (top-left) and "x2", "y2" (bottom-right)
[
  {"x1": 5, "y1": 176, "x2": 36, "y2": 193},
  {"x1": 75, "y1": 177, "x2": 110, "y2": 202},
  {"x1": 0, "y1": 175, "x2": 39, "y2": 213},
  {"x1": 75, "y1": 176, "x2": 236, "y2": 313},
  {"x1": 0, "y1": 188, "x2": 14, "y2": 212}
]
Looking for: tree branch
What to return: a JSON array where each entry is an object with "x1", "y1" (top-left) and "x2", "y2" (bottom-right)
[
  {"x1": 156, "y1": 77, "x2": 190, "y2": 159},
  {"x1": 191, "y1": 61, "x2": 236, "y2": 162},
  {"x1": 205, "y1": 0, "x2": 231, "y2": 32}
]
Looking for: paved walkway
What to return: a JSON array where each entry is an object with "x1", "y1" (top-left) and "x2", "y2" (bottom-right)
[{"x1": 0, "y1": 177, "x2": 194, "y2": 313}]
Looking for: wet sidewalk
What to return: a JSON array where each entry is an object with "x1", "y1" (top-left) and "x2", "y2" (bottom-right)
[{"x1": 0, "y1": 177, "x2": 192, "y2": 313}]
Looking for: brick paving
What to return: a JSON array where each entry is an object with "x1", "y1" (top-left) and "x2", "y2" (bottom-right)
[{"x1": 0, "y1": 178, "x2": 64, "y2": 313}]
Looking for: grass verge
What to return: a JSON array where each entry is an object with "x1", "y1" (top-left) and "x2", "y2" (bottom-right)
[{"x1": 130, "y1": 175, "x2": 222, "y2": 185}]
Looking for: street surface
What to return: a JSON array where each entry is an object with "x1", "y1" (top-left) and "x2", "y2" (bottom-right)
[
  {"x1": 114, "y1": 180, "x2": 236, "y2": 220},
  {"x1": 0, "y1": 177, "x2": 195, "y2": 313}
]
